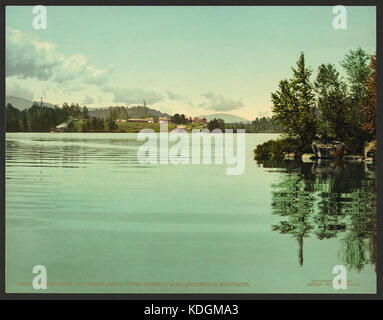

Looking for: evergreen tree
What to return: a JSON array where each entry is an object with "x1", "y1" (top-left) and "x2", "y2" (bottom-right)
[
  {"x1": 207, "y1": 118, "x2": 225, "y2": 131},
  {"x1": 314, "y1": 64, "x2": 348, "y2": 140},
  {"x1": 5, "y1": 103, "x2": 21, "y2": 132},
  {"x1": 107, "y1": 118, "x2": 118, "y2": 131},
  {"x1": 83, "y1": 106, "x2": 90, "y2": 119},
  {"x1": 271, "y1": 53, "x2": 317, "y2": 150},
  {"x1": 341, "y1": 48, "x2": 371, "y2": 108}
]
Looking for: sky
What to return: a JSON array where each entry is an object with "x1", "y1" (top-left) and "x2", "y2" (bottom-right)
[{"x1": 6, "y1": 6, "x2": 376, "y2": 120}]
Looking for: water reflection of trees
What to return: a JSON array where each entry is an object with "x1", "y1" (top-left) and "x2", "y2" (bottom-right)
[{"x1": 259, "y1": 159, "x2": 376, "y2": 272}]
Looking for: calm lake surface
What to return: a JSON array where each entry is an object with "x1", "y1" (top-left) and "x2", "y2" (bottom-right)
[{"x1": 6, "y1": 133, "x2": 376, "y2": 293}]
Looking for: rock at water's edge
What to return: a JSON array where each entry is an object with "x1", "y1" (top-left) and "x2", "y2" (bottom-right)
[
  {"x1": 302, "y1": 153, "x2": 316, "y2": 163},
  {"x1": 312, "y1": 140, "x2": 345, "y2": 159}
]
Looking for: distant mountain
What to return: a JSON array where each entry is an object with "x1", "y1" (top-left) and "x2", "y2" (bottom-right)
[
  {"x1": 6, "y1": 96, "x2": 57, "y2": 110},
  {"x1": 88, "y1": 105, "x2": 171, "y2": 120},
  {"x1": 199, "y1": 113, "x2": 251, "y2": 124}
]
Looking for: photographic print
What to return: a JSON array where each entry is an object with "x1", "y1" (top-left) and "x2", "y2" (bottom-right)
[{"x1": 4, "y1": 4, "x2": 378, "y2": 294}]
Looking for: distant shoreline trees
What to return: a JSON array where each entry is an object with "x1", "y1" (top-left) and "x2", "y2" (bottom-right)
[
  {"x1": 6, "y1": 102, "x2": 284, "y2": 133},
  {"x1": 224, "y1": 117, "x2": 282, "y2": 133},
  {"x1": 171, "y1": 113, "x2": 190, "y2": 125},
  {"x1": 6, "y1": 102, "x2": 90, "y2": 132}
]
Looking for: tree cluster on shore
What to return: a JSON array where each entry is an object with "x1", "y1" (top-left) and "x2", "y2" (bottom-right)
[
  {"x1": 5, "y1": 101, "x2": 126, "y2": 133},
  {"x1": 254, "y1": 48, "x2": 377, "y2": 161},
  {"x1": 5, "y1": 102, "x2": 87, "y2": 132}
]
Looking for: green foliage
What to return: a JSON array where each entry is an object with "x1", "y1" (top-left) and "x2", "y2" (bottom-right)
[
  {"x1": 340, "y1": 48, "x2": 372, "y2": 152},
  {"x1": 254, "y1": 138, "x2": 300, "y2": 161},
  {"x1": 62, "y1": 102, "x2": 83, "y2": 118},
  {"x1": 82, "y1": 106, "x2": 90, "y2": 119},
  {"x1": 106, "y1": 118, "x2": 118, "y2": 132},
  {"x1": 88, "y1": 117, "x2": 105, "y2": 132},
  {"x1": 341, "y1": 47, "x2": 371, "y2": 107},
  {"x1": 9, "y1": 102, "x2": 68, "y2": 132},
  {"x1": 171, "y1": 113, "x2": 189, "y2": 125},
  {"x1": 314, "y1": 63, "x2": 349, "y2": 140},
  {"x1": 262, "y1": 49, "x2": 375, "y2": 158},
  {"x1": 271, "y1": 53, "x2": 317, "y2": 150},
  {"x1": 361, "y1": 53, "x2": 376, "y2": 138},
  {"x1": 207, "y1": 118, "x2": 225, "y2": 131},
  {"x1": 6, "y1": 101, "x2": 93, "y2": 132},
  {"x1": 5, "y1": 104, "x2": 22, "y2": 132}
]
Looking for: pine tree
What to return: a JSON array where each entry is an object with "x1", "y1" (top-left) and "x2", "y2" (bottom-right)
[
  {"x1": 314, "y1": 63, "x2": 348, "y2": 140},
  {"x1": 271, "y1": 53, "x2": 317, "y2": 150}
]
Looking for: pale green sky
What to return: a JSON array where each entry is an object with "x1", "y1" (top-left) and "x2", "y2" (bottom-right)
[{"x1": 6, "y1": 6, "x2": 376, "y2": 119}]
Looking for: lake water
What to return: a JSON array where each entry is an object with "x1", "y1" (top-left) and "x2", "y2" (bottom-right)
[{"x1": 5, "y1": 133, "x2": 376, "y2": 293}]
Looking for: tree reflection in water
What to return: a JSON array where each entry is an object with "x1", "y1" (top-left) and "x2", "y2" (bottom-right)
[{"x1": 257, "y1": 158, "x2": 376, "y2": 272}]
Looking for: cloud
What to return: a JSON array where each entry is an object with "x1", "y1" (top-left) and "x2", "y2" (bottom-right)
[
  {"x1": 54, "y1": 54, "x2": 108, "y2": 85},
  {"x1": 82, "y1": 96, "x2": 95, "y2": 105},
  {"x1": 107, "y1": 87, "x2": 165, "y2": 105},
  {"x1": 6, "y1": 27, "x2": 108, "y2": 86},
  {"x1": 6, "y1": 82, "x2": 35, "y2": 100},
  {"x1": 6, "y1": 28, "x2": 59, "y2": 80},
  {"x1": 166, "y1": 91, "x2": 185, "y2": 101},
  {"x1": 200, "y1": 92, "x2": 244, "y2": 111},
  {"x1": 166, "y1": 91, "x2": 195, "y2": 108}
]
